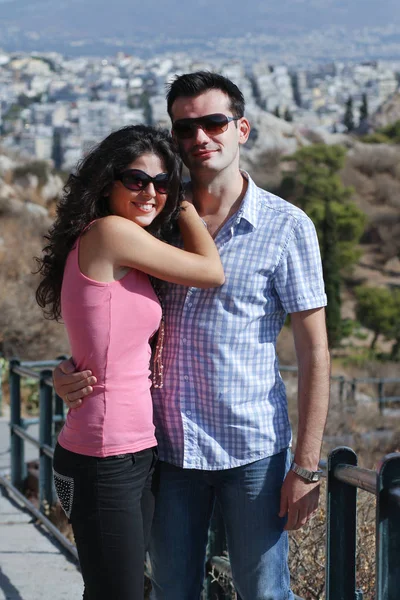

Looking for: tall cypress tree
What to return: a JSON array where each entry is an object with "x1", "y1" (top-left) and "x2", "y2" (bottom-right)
[
  {"x1": 359, "y1": 93, "x2": 368, "y2": 124},
  {"x1": 276, "y1": 144, "x2": 366, "y2": 347},
  {"x1": 321, "y1": 198, "x2": 342, "y2": 347},
  {"x1": 343, "y1": 96, "x2": 354, "y2": 132},
  {"x1": 284, "y1": 108, "x2": 293, "y2": 122}
]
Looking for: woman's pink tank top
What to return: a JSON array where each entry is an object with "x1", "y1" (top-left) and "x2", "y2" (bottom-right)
[{"x1": 57, "y1": 234, "x2": 161, "y2": 457}]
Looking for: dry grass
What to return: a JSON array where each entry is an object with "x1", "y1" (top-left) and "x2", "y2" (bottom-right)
[
  {"x1": 0, "y1": 214, "x2": 68, "y2": 359},
  {"x1": 289, "y1": 484, "x2": 376, "y2": 599},
  {"x1": 348, "y1": 145, "x2": 400, "y2": 179},
  {"x1": 281, "y1": 366, "x2": 400, "y2": 599}
]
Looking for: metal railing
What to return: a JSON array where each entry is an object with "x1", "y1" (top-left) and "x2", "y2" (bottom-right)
[
  {"x1": 280, "y1": 365, "x2": 400, "y2": 414},
  {"x1": 325, "y1": 447, "x2": 400, "y2": 600},
  {"x1": 0, "y1": 357, "x2": 4, "y2": 416},
  {"x1": 207, "y1": 447, "x2": 400, "y2": 600},
  {"x1": 1, "y1": 359, "x2": 400, "y2": 599},
  {"x1": 0, "y1": 358, "x2": 76, "y2": 559}
]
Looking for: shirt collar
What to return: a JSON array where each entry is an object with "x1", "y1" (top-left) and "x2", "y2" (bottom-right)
[{"x1": 234, "y1": 171, "x2": 260, "y2": 230}]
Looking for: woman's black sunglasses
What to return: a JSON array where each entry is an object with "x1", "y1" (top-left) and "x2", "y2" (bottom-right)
[
  {"x1": 115, "y1": 169, "x2": 170, "y2": 194},
  {"x1": 172, "y1": 113, "x2": 240, "y2": 140}
]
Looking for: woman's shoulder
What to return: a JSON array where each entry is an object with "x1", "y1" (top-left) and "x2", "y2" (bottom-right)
[{"x1": 85, "y1": 215, "x2": 140, "y2": 239}]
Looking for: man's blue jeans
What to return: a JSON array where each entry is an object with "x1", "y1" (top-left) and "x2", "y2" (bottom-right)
[{"x1": 149, "y1": 449, "x2": 294, "y2": 600}]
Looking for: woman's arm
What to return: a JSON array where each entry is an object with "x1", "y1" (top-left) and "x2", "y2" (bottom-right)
[{"x1": 81, "y1": 203, "x2": 224, "y2": 288}]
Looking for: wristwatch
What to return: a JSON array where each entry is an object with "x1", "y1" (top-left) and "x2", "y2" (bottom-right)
[{"x1": 291, "y1": 461, "x2": 323, "y2": 483}]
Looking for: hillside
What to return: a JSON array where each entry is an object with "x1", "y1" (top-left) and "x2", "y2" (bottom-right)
[
  {"x1": 0, "y1": 152, "x2": 68, "y2": 358},
  {"x1": 1, "y1": 129, "x2": 400, "y2": 360},
  {"x1": 370, "y1": 92, "x2": 400, "y2": 129}
]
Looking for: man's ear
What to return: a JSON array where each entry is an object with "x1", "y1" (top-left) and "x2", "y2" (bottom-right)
[
  {"x1": 238, "y1": 117, "x2": 251, "y2": 145},
  {"x1": 171, "y1": 129, "x2": 178, "y2": 144}
]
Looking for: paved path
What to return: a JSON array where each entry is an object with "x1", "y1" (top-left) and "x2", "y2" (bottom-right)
[{"x1": 0, "y1": 407, "x2": 83, "y2": 600}]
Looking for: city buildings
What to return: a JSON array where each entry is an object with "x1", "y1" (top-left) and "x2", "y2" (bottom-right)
[{"x1": 0, "y1": 50, "x2": 399, "y2": 170}]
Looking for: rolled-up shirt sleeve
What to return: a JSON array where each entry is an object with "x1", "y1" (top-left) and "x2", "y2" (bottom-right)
[{"x1": 274, "y1": 215, "x2": 327, "y2": 313}]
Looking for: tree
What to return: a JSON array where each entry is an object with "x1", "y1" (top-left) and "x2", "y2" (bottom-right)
[
  {"x1": 355, "y1": 286, "x2": 400, "y2": 357},
  {"x1": 280, "y1": 145, "x2": 365, "y2": 268},
  {"x1": 359, "y1": 93, "x2": 368, "y2": 125},
  {"x1": 278, "y1": 144, "x2": 366, "y2": 346},
  {"x1": 321, "y1": 196, "x2": 341, "y2": 347},
  {"x1": 380, "y1": 120, "x2": 400, "y2": 143},
  {"x1": 290, "y1": 73, "x2": 301, "y2": 107},
  {"x1": 52, "y1": 129, "x2": 63, "y2": 170},
  {"x1": 140, "y1": 91, "x2": 153, "y2": 126},
  {"x1": 273, "y1": 106, "x2": 281, "y2": 118},
  {"x1": 343, "y1": 96, "x2": 354, "y2": 132},
  {"x1": 284, "y1": 108, "x2": 293, "y2": 122}
]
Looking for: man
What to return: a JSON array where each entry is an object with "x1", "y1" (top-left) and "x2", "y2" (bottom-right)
[{"x1": 54, "y1": 71, "x2": 330, "y2": 600}]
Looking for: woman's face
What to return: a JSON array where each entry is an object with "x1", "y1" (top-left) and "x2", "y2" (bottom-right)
[{"x1": 108, "y1": 153, "x2": 169, "y2": 228}]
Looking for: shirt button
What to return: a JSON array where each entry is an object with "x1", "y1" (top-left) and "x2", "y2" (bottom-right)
[
  {"x1": 184, "y1": 375, "x2": 189, "y2": 381},
  {"x1": 182, "y1": 338, "x2": 187, "y2": 343},
  {"x1": 186, "y1": 410, "x2": 192, "y2": 416},
  {"x1": 188, "y1": 302, "x2": 193, "y2": 307}
]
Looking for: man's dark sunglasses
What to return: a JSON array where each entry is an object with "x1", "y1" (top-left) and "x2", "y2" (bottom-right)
[
  {"x1": 115, "y1": 169, "x2": 170, "y2": 194},
  {"x1": 172, "y1": 113, "x2": 240, "y2": 139}
]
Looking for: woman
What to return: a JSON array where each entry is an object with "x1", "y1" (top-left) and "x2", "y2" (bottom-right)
[{"x1": 35, "y1": 125, "x2": 224, "y2": 600}]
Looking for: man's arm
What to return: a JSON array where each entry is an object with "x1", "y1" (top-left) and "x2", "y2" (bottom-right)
[
  {"x1": 279, "y1": 306, "x2": 330, "y2": 530},
  {"x1": 53, "y1": 359, "x2": 97, "y2": 409}
]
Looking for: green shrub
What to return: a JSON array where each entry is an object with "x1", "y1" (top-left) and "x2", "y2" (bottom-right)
[{"x1": 13, "y1": 161, "x2": 49, "y2": 187}]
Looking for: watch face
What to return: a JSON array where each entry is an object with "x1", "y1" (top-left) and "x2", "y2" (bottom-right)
[{"x1": 311, "y1": 473, "x2": 319, "y2": 482}]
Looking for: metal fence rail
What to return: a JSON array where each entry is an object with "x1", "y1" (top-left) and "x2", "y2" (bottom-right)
[
  {"x1": 280, "y1": 365, "x2": 400, "y2": 413},
  {"x1": 207, "y1": 447, "x2": 400, "y2": 600},
  {"x1": 1, "y1": 359, "x2": 399, "y2": 600}
]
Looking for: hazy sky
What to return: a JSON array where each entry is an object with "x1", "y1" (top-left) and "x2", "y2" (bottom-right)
[{"x1": 1, "y1": 0, "x2": 398, "y2": 40}]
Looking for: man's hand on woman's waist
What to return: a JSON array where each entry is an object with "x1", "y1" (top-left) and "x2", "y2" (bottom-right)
[{"x1": 53, "y1": 358, "x2": 96, "y2": 410}]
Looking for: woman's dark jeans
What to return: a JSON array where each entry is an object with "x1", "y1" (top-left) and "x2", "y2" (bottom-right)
[{"x1": 53, "y1": 442, "x2": 157, "y2": 600}]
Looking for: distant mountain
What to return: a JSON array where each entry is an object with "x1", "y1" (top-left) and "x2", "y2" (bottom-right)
[{"x1": 1, "y1": 0, "x2": 399, "y2": 48}]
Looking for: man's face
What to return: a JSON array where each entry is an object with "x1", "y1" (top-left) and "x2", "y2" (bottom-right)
[{"x1": 170, "y1": 89, "x2": 250, "y2": 176}]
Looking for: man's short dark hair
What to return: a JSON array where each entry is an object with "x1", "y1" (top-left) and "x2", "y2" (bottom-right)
[{"x1": 166, "y1": 71, "x2": 245, "y2": 120}]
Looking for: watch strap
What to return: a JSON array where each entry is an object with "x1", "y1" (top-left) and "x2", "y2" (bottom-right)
[{"x1": 291, "y1": 461, "x2": 323, "y2": 482}]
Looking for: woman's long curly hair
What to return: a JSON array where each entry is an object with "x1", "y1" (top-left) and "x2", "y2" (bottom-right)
[{"x1": 35, "y1": 125, "x2": 183, "y2": 321}]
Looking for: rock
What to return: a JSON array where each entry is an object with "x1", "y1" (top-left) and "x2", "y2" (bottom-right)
[
  {"x1": 0, "y1": 154, "x2": 16, "y2": 176},
  {"x1": 25, "y1": 202, "x2": 48, "y2": 217},
  {"x1": 0, "y1": 180, "x2": 18, "y2": 202},
  {"x1": 384, "y1": 256, "x2": 400, "y2": 275},
  {"x1": 370, "y1": 92, "x2": 400, "y2": 129},
  {"x1": 41, "y1": 174, "x2": 64, "y2": 202},
  {"x1": 0, "y1": 196, "x2": 24, "y2": 216},
  {"x1": 242, "y1": 105, "x2": 357, "y2": 160},
  {"x1": 14, "y1": 173, "x2": 39, "y2": 189}
]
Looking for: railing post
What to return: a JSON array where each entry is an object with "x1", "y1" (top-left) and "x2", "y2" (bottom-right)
[
  {"x1": 206, "y1": 503, "x2": 228, "y2": 599},
  {"x1": 9, "y1": 358, "x2": 25, "y2": 489},
  {"x1": 376, "y1": 453, "x2": 400, "y2": 600},
  {"x1": 0, "y1": 356, "x2": 4, "y2": 417},
  {"x1": 53, "y1": 355, "x2": 67, "y2": 443},
  {"x1": 39, "y1": 369, "x2": 54, "y2": 511},
  {"x1": 377, "y1": 380, "x2": 384, "y2": 416},
  {"x1": 346, "y1": 378, "x2": 357, "y2": 412},
  {"x1": 338, "y1": 375, "x2": 345, "y2": 408},
  {"x1": 325, "y1": 446, "x2": 358, "y2": 600}
]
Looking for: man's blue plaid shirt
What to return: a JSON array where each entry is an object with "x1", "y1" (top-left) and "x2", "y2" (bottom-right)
[{"x1": 152, "y1": 173, "x2": 327, "y2": 470}]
